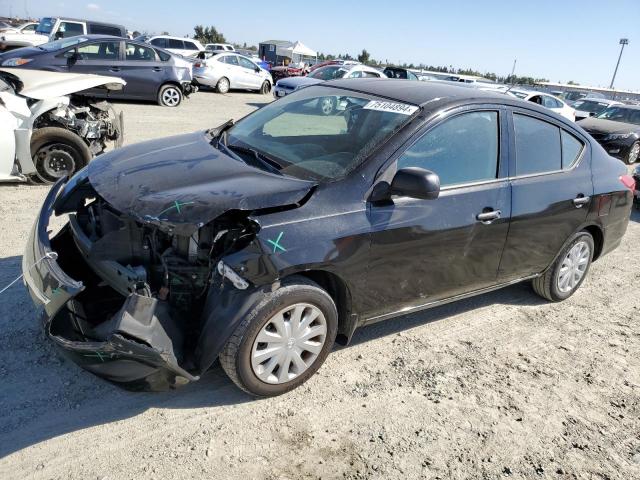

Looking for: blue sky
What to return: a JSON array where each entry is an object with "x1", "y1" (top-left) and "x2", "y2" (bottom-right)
[{"x1": 2, "y1": 0, "x2": 638, "y2": 90}]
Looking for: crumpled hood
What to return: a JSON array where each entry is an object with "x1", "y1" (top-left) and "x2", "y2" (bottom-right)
[
  {"x1": 85, "y1": 131, "x2": 316, "y2": 234},
  {"x1": 0, "y1": 67, "x2": 125, "y2": 99},
  {"x1": 578, "y1": 117, "x2": 640, "y2": 135},
  {"x1": 278, "y1": 76, "x2": 322, "y2": 89}
]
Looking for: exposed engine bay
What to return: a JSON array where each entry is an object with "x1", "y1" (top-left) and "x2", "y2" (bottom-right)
[
  {"x1": 48, "y1": 190, "x2": 259, "y2": 386},
  {"x1": 36, "y1": 96, "x2": 123, "y2": 155}
]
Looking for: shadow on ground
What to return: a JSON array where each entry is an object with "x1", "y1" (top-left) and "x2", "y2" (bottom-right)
[{"x1": 0, "y1": 250, "x2": 563, "y2": 459}]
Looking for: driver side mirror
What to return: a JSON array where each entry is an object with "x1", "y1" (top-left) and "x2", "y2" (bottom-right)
[
  {"x1": 65, "y1": 49, "x2": 79, "y2": 65},
  {"x1": 370, "y1": 167, "x2": 440, "y2": 202},
  {"x1": 254, "y1": 66, "x2": 261, "y2": 73}
]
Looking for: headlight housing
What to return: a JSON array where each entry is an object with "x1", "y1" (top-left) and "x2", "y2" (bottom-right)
[
  {"x1": 1, "y1": 58, "x2": 33, "y2": 66},
  {"x1": 605, "y1": 132, "x2": 633, "y2": 141}
]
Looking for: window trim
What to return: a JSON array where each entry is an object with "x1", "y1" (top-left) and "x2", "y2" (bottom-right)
[
  {"x1": 376, "y1": 105, "x2": 506, "y2": 193},
  {"x1": 509, "y1": 109, "x2": 587, "y2": 180}
]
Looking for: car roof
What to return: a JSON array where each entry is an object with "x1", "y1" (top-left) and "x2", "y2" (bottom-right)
[
  {"x1": 325, "y1": 78, "x2": 508, "y2": 106},
  {"x1": 44, "y1": 17, "x2": 125, "y2": 28}
]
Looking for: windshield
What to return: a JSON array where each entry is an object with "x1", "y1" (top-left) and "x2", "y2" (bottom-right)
[
  {"x1": 307, "y1": 66, "x2": 348, "y2": 80},
  {"x1": 36, "y1": 17, "x2": 55, "y2": 35},
  {"x1": 39, "y1": 36, "x2": 89, "y2": 51},
  {"x1": 574, "y1": 100, "x2": 611, "y2": 114},
  {"x1": 223, "y1": 85, "x2": 418, "y2": 181},
  {"x1": 596, "y1": 107, "x2": 640, "y2": 125}
]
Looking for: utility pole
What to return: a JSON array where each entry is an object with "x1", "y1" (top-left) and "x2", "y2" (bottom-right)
[{"x1": 609, "y1": 38, "x2": 629, "y2": 89}]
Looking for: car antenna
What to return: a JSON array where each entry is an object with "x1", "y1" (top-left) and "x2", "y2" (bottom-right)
[{"x1": 504, "y1": 58, "x2": 517, "y2": 94}]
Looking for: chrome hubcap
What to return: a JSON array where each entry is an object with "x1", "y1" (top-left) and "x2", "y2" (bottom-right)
[
  {"x1": 251, "y1": 303, "x2": 327, "y2": 384},
  {"x1": 219, "y1": 79, "x2": 229, "y2": 92},
  {"x1": 162, "y1": 88, "x2": 180, "y2": 106},
  {"x1": 557, "y1": 241, "x2": 590, "y2": 293},
  {"x1": 321, "y1": 97, "x2": 333, "y2": 114}
]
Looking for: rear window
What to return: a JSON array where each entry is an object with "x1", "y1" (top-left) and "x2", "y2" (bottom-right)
[
  {"x1": 514, "y1": 114, "x2": 584, "y2": 175},
  {"x1": 514, "y1": 114, "x2": 561, "y2": 175},
  {"x1": 88, "y1": 24, "x2": 122, "y2": 36}
]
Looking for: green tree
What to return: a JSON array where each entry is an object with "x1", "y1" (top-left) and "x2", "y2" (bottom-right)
[
  {"x1": 193, "y1": 25, "x2": 226, "y2": 44},
  {"x1": 357, "y1": 49, "x2": 370, "y2": 64}
]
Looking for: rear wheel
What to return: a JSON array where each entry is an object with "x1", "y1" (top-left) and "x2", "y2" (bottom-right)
[
  {"x1": 157, "y1": 84, "x2": 183, "y2": 107},
  {"x1": 30, "y1": 127, "x2": 91, "y2": 184},
  {"x1": 626, "y1": 141, "x2": 639, "y2": 164},
  {"x1": 532, "y1": 231, "x2": 594, "y2": 302},
  {"x1": 216, "y1": 77, "x2": 230, "y2": 94},
  {"x1": 219, "y1": 276, "x2": 338, "y2": 397},
  {"x1": 260, "y1": 81, "x2": 271, "y2": 95}
]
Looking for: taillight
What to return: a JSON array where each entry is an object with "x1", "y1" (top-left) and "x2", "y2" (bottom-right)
[
  {"x1": 194, "y1": 62, "x2": 202, "y2": 68},
  {"x1": 620, "y1": 174, "x2": 636, "y2": 191}
]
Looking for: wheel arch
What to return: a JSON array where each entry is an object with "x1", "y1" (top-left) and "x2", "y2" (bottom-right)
[
  {"x1": 581, "y1": 223, "x2": 604, "y2": 261},
  {"x1": 157, "y1": 81, "x2": 183, "y2": 95},
  {"x1": 284, "y1": 269, "x2": 356, "y2": 346}
]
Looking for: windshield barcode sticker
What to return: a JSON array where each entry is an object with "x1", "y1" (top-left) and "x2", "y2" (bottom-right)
[{"x1": 363, "y1": 101, "x2": 419, "y2": 115}]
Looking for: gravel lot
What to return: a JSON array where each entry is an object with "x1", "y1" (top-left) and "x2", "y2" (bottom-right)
[{"x1": 0, "y1": 90, "x2": 639, "y2": 480}]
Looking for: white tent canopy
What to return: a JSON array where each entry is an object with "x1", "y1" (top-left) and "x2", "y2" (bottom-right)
[{"x1": 275, "y1": 41, "x2": 317, "y2": 62}]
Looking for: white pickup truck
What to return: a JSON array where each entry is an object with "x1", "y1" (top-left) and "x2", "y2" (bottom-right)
[{"x1": 0, "y1": 17, "x2": 126, "y2": 51}]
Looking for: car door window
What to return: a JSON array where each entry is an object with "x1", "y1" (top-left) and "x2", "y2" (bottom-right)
[
  {"x1": 151, "y1": 38, "x2": 167, "y2": 48},
  {"x1": 58, "y1": 22, "x2": 84, "y2": 38},
  {"x1": 513, "y1": 114, "x2": 561, "y2": 175},
  {"x1": 543, "y1": 96, "x2": 561, "y2": 109},
  {"x1": 237, "y1": 57, "x2": 256, "y2": 70},
  {"x1": 397, "y1": 111, "x2": 499, "y2": 187},
  {"x1": 528, "y1": 95, "x2": 543, "y2": 106},
  {"x1": 125, "y1": 43, "x2": 156, "y2": 61},
  {"x1": 561, "y1": 130, "x2": 584, "y2": 168},
  {"x1": 348, "y1": 70, "x2": 364, "y2": 78},
  {"x1": 76, "y1": 41, "x2": 120, "y2": 60},
  {"x1": 363, "y1": 71, "x2": 380, "y2": 78},
  {"x1": 168, "y1": 39, "x2": 184, "y2": 50},
  {"x1": 23, "y1": 24, "x2": 36, "y2": 32},
  {"x1": 224, "y1": 55, "x2": 239, "y2": 66}
]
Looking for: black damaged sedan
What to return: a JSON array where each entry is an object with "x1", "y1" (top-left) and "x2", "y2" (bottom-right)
[{"x1": 24, "y1": 80, "x2": 634, "y2": 396}]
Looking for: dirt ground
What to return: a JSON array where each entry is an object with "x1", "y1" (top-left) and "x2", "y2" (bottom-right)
[{"x1": 0, "y1": 90, "x2": 639, "y2": 480}]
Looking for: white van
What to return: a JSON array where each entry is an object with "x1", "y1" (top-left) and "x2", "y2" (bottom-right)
[{"x1": 147, "y1": 35, "x2": 205, "y2": 58}]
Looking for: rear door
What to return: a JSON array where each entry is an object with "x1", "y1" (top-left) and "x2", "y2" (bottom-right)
[
  {"x1": 498, "y1": 109, "x2": 593, "y2": 281},
  {"x1": 120, "y1": 42, "x2": 167, "y2": 99}
]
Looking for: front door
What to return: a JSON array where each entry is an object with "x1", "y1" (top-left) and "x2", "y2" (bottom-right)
[
  {"x1": 65, "y1": 40, "x2": 124, "y2": 97},
  {"x1": 364, "y1": 108, "x2": 511, "y2": 320},
  {"x1": 498, "y1": 109, "x2": 593, "y2": 281},
  {"x1": 237, "y1": 55, "x2": 263, "y2": 89}
]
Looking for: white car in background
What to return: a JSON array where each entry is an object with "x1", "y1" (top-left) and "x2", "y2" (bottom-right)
[
  {"x1": 0, "y1": 22, "x2": 38, "y2": 34},
  {"x1": 205, "y1": 43, "x2": 234, "y2": 52},
  {"x1": 192, "y1": 51, "x2": 273, "y2": 94},
  {"x1": 0, "y1": 68, "x2": 125, "y2": 183},
  {"x1": 146, "y1": 35, "x2": 205, "y2": 58},
  {"x1": 508, "y1": 89, "x2": 576, "y2": 121},
  {"x1": 273, "y1": 63, "x2": 387, "y2": 101}
]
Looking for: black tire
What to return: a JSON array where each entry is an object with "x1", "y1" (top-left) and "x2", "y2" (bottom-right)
[
  {"x1": 30, "y1": 127, "x2": 91, "y2": 184},
  {"x1": 216, "y1": 77, "x2": 230, "y2": 94},
  {"x1": 219, "y1": 276, "x2": 338, "y2": 397},
  {"x1": 260, "y1": 81, "x2": 271, "y2": 95},
  {"x1": 157, "y1": 84, "x2": 183, "y2": 107},
  {"x1": 532, "y1": 231, "x2": 594, "y2": 302},
  {"x1": 626, "y1": 141, "x2": 639, "y2": 165},
  {"x1": 317, "y1": 96, "x2": 336, "y2": 115}
]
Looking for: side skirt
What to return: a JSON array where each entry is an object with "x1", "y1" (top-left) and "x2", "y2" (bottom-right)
[{"x1": 361, "y1": 274, "x2": 540, "y2": 326}]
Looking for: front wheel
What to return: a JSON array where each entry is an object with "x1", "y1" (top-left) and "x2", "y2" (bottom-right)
[
  {"x1": 260, "y1": 81, "x2": 271, "y2": 95},
  {"x1": 158, "y1": 84, "x2": 183, "y2": 107},
  {"x1": 626, "y1": 141, "x2": 639, "y2": 165},
  {"x1": 216, "y1": 77, "x2": 230, "y2": 94},
  {"x1": 532, "y1": 231, "x2": 594, "y2": 302},
  {"x1": 219, "y1": 276, "x2": 338, "y2": 397},
  {"x1": 30, "y1": 127, "x2": 92, "y2": 184}
]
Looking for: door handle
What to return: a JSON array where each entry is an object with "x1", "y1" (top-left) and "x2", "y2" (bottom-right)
[
  {"x1": 153, "y1": 67, "x2": 162, "y2": 72},
  {"x1": 476, "y1": 210, "x2": 502, "y2": 224},
  {"x1": 109, "y1": 67, "x2": 121, "y2": 72},
  {"x1": 573, "y1": 195, "x2": 590, "y2": 208}
]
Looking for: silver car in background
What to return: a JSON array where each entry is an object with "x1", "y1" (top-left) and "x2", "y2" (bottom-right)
[{"x1": 193, "y1": 51, "x2": 273, "y2": 94}]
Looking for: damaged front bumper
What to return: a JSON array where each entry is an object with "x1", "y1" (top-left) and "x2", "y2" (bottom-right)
[{"x1": 23, "y1": 179, "x2": 199, "y2": 390}]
